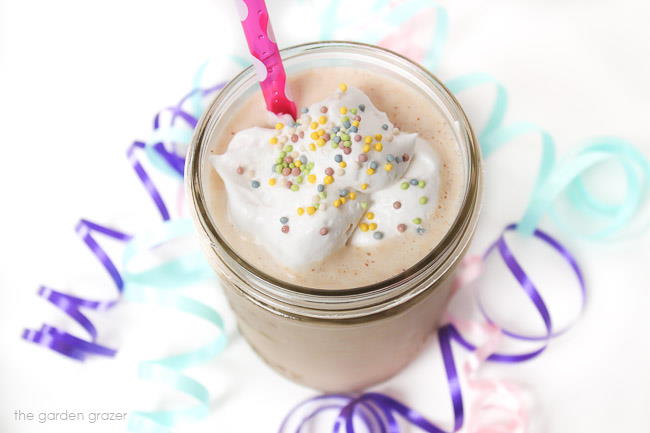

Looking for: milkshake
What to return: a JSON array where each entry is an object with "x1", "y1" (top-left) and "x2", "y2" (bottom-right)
[{"x1": 187, "y1": 42, "x2": 481, "y2": 391}]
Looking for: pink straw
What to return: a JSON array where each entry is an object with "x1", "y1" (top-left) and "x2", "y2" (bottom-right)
[{"x1": 236, "y1": 0, "x2": 297, "y2": 119}]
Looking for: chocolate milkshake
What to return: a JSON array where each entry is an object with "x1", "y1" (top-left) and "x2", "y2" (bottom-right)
[{"x1": 187, "y1": 42, "x2": 482, "y2": 391}]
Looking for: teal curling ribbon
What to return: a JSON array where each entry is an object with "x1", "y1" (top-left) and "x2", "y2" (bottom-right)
[{"x1": 122, "y1": 219, "x2": 227, "y2": 433}]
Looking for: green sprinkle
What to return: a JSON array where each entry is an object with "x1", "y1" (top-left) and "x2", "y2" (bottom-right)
[
  {"x1": 319, "y1": 191, "x2": 327, "y2": 199},
  {"x1": 419, "y1": 196, "x2": 428, "y2": 205},
  {"x1": 331, "y1": 142, "x2": 339, "y2": 148},
  {"x1": 341, "y1": 116, "x2": 349, "y2": 122},
  {"x1": 291, "y1": 184, "x2": 300, "y2": 192},
  {"x1": 350, "y1": 108, "x2": 357, "y2": 114},
  {"x1": 343, "y1": 141, "x2": 352, "y2": 147},
  {"x1": 418, "y1": 180, "x2": 426, "y2": 188},
  {"x1": 412, "y1": 217, "x2": 422, "y2": 224},
  {"x1": 279, "y1": 151, "x2": 286, "y2": 158},
  {"x1": 282, "y1": 162, "x2": 288, "y2": 168},
  {"x1": 275, "y1": 157, "x2": 283, "y2": 164},
  {"x1": 284, "y1": 145, "x2": 293, "y2": 152},
  {"x1": 341, "y1": 134, "x2": 350, "y2": 141},
  {"x1": 274, "y1": 165, "x2": 282, "y2": 174},
  {"x1": 314, "y1": 203, "x2": 320, "y2": 209},
  {"x1": 401, "y1": 182, "x2": 409, "y2": 190},
  {"x1": 289, "y1": 163, "x2": 295, "y2": 168},
  {"x1": 296, "y1": 176, "x2": 304, "y2": 184},
  {"x1": 360, "y1": 201, "x2": 368, "y2": 209},
  {"x1": 308, "y1": 162, "x2": 315, "y2": 169}
]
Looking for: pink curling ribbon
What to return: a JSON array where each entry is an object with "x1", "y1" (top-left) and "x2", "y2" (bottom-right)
[{"x1": 236, "y1": 0, "x2": 297, "y2": 119}]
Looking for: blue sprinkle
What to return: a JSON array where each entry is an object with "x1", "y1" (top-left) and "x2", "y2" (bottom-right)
[
  {"x1": 280, "y1": 216, "x2": 289, "y2": 224},
  {"x1": 339, "y1": 189, "x2": 349, "y2": 197},
  {"x1": 382, "y1": 124, "x2": 389, "y2": 130},
  {"x1": 317, "y1": 184, "x2": 325, "y2": 192},
  {"x1": 333, "y1": 126, "x2": 341, "y2": 133},
  {"x1": 359, "y1": 104, "x2": 366, "y2": 112},
  {"x1": 343, "y1": 120, "x2": 351, "y2": 129},
  {"x1": 410, "y1": 179, "x2": 419, "y2": 185},
  {"x1": 373, "y1": 231, "x2": 384, "y2": 240},
  {"x1": 395, "y1": 156, "x2": 402, "y2": 164},
  {"x1": 301, "y1": 107, "x2": 309, "y2": 113},
  {"x1": 386, "y1": 154, "x2": 395, "y2": 162},
  {"x1": 333, "y1": 136, "x2": 341, "y2": 143},
  {"x1": 300, "y1": 155, "x2": 308, "y2": 164},
  {"x1": 349, "y1": 126, "x2": 358, "y2": 133},
  {"x1": 334, "y1": 154, "x2": 343, "y2": 163},
  {"x1": 416, "y1": 227, "x2": 426, "y2": 235},
  {"x1": 251, "y1": 180, "x2": 261, "y2": 188},
  {"x1": 370, "y1": 161, "x2": 378, "y2": 170}
]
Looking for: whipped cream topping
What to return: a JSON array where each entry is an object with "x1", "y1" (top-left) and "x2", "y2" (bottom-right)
[{"x1": 211, "y1": 85, "x2": 440, "y2": 269}]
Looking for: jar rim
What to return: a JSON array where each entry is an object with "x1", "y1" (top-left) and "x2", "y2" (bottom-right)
[{"x1": 186, "y1": 41, "x2": 482, "y2": 314}]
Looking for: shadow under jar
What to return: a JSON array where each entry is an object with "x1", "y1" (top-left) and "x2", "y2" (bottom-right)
[{"x1": 187, "y1": 41, "x2": 482, "y2": 392}]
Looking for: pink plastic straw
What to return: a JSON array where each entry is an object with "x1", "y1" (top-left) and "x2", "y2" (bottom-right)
[{"x1": 236, "y1": 0, "x2": 297, "y2": 119}]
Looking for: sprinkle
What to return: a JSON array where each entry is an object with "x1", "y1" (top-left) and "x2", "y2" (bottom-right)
[
  {"x1": 402, "y1": 154, "x2": 410, "y2": 162},
  {"x1": 342, "y1": 120, "x2": 351, "y2": 129},
  {"x1": 358, "y1": 154, "x2": 368, "y2": 163},
  {"x1": 395, "y1": 156, "x2": 402, "y2": 164},
  {"x1": 320, "y1": 106, "x2": 328, "y2": 113},
  {"x1": 366, "y1": 212, "x2": 375, "y2": 220},
  {"x1": 362, "y1": 144, "x2": 371, "y2": 153},
  {"x1": 291, "y1": 134, "x2": 299, "y2": 142},
  {"x1": 416, "y1": 227, "x2": 426, "y2": 235},
  {"x1": 269, "y1": 137, "x2": 278, "y2": 145},
  {"x1": 350, "y1": 108, "x2": 358, "y2": 115},
  {"x1": 297, "y1": 207, "x2": 305, "y2": 216},
  {"x1": 317, "y1": 184, "x2": 324, "y2": 192},
  {"x1": 251, "y1": 180, "x2": 260, "y2": 188},
  {"x1": 323, "y1": 133, "x2": 331, "y2": 141},
  {"x1": 374, "y1": 143, "x2": 383, "y2": 152},
  {"x1": 333, "y1": 199, "x2": 342, "y2": 208},
  {"x1": 310, "y1": 122, "x2": 318, "y2": 130},
  {"x1": 382, "y1": 124, "x2": 389, "y2": 130},
  {"x1": 310, "y1": 131, "x2": 319, "y2": 140},
  {"x1": 418, "y1": 180, "x2": 426, "y2": 188},
  {"x1": 355, "y1": 135, "x2": 362, "y2": 142},
  {"x1": 306, "y1": 206, "x2": 316, "y2": 215},
  {"x1": 340, "y1": 197, "x2": 347, "y2": 204},
  {"x1": 268, "y1": 178, "x2": 276, "y2": 186},
  {"x1": 318, "y1": 116, "x2": 327, "y2": 124},
  {"x1": 366, "y1": 168, "x2": 376, "y2": 175},
  {"x1": 375, "y1": 134, "x2": 383, "y2": 141},
  {"x1": 384, "y1": 163, "x2": 393, "y2": 171},
  {"x1": 236, "y1": 166, "x2": 245, "y2": 175},
  {"x1": 360, "y1": 183, "x2": 368, "y2": 190},
  {"x1": 393, "y1": 201, "x2": 401, "y2": 209},
  {"x1": 401, "y1": 182, "x2": 409, "y2": 190},
  {"x1": 291, "y1": 167, "x2": 301, "y2": 176},
  {"x1": 334, "y1": 154, "x2": 343, "y2": 163},
  {"x1": 333, "y1": 136, "x2": 342, "y2": 143},
  {"x1": 281, "y1": 225, "x2": 290, "y2": 233},
  {"x1": 309, "y1": 143, "x2": 316, "y2": 151},
  {"x1": 397, "y1": 224, "x2": 407, "y2": 233},
  {"x1": 308, "y1": 174, "x2": 317, "y2": 184},
  {"x1": 336, "y1": 168, "x2": 345, "y2": 176},
  {"x1": 360, "y1": 201, "x2": 369, "y2": 209},
  {"x1": 373, "y1": 231, "x2": 383, "y2": 240},
  {"x1": 340, "y1": 106, "x2": 348, "y2": 115},
  {"x1": 419, "y1": 196, "x2": 428, "y2": 204},
  {"x1": 317, "y1": 129, "x2": 325, "y2": 137},
  {"x1": 348, "y1": 192, "x2": 357, "y2": 200},
  {"x1": 351, "y1": 120, "x2": 360, "y2": 127},
  {"x1": 370, "y1": 161, "x2": 378, "y2": 169},
  {"x1": 364, "y1": 136, "x2": 373, "y2": 144},
  {"x1": 332, "y1": 126, "x2": 341, "y2": 133},
  {"x1": 316, "y1": 138, "x2": 326, "y2": 147},
  {"x1": 274, "y1": 165, "x2": 282, "y2": 174},
  {"x1": 386, "y1": 154, "x2": 395, "y2": 162},
  {"x1": 294, "y1": 160, "x2": 302, "y2": 168},
  {"x1": 338, "y1": 83, "x2": 348, "y2": 92},
  {"x1": 291, "y1": 184, "x2": 300, "y2": 192},
  {"x1": 296, "y1": 175, "x2": 304, "y2": 184},
  {"x1": 320, "y1": 227, "x2": 329, "y2": 236},
  {"x1": 319, "y1": 191, "x2": 327, "y2": 199},
  {"x1": 410, "y1": 179, "x2": 418, "y2": 185},
  {"x1": 325, "y1": 167, "x2": 334, "y2": 176},
  {"x1": 359, "y1": 104, "x2": 366, "y2": 112},
  {"x1": 299, "y1": 131, "x2": 305, "y2": 138},
  {"x1": 301, "y1": 107, "x2": 309, "y2": 113},
  {"x1": 412, "y1": 217, "x2": 422, "y2": 224},
  {"x1": 324, "y1": 175, "x2": 334, "y2": 184},
  {"x1": 343, "y1": 147, "x2": 352, "y2": 155},
  {"x1": 359, "y1": 222, "x2": 369, "y2": 232},
  {"x1": 280, "y1": 216, "x2": 289, "y2": 224},
  {"x1": 275, "y1": 122, "x2": 284, "y2": 130},
  {"x1": 300, "y1": 155, "x2": 308, "y2": 164},
  {"x1": 339, "y1": 189, "x2": 349, "y2": 197},
  {"x1": 339, "y1": 161, "x2": 347, "y2": 168}
]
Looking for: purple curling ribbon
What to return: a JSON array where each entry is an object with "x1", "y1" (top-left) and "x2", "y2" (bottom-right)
[{"x1": 280, "y1": 225, "x2": 586, "y2": 433}]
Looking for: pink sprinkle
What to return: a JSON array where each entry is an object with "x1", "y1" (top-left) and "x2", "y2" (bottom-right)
[
  {"x1": 299, "y1": 131, "x2": 305, "y2": 138},
  {"x1": 291, "y1": 134, "x2": 299, "y2": 142},
  {"x1": 397, "y1": 224, "x2": 407, "y2": 233},
  {"x1": 339, "y1": 143, "x2": 345, "y2": 149},
  {"x1": 402, "y1": 154, "x2": 410, "y2": 162},
  {"x1": 393, "y1": 201, "x2": 402, "y2": 209},
  {"x1": 236, "y1": 166, "x2": 244, "y2": 175},
  {"x1": 284, "y1": 156, "x2": 293, "y2": 163},
  {"x1": 353, "y1": 115, "x2": 361, "y2": 121},
  {"x1": 325, "y1": 167, "x2": 334, "y2": 176},
  {"x1": 354, "y1": 135, "x2": 362, "y2": 142},
  {"x1": 320, "y1": 106, "x2": 328, "y2": 113},
  {"x1": 282, "y1": 167, "x2": 291, "y2": 176},
  {"x1": 286, "y1": 181, "x2": 293, "y2": 188},
  {"x1": 358, "y1": 154, "x2": 368, "y2": 163},
  {"x1": 281, "y1": 225, "x2": 290, "y2": 233},
  {"x1": 291, "y1": 167, "x2": 301, "y2": 176},
  {"x1": 323, "y1": 133, "x2": 331, "y2": 141},
  {"x1": 320, "y1": 227, "x2": 329, "y2": 236},
  {"x1": 343, "y1": 147, "x2": 352, "y2": 155}
]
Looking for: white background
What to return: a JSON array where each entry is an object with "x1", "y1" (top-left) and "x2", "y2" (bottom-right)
[{"x1": 1, "y1": 0, "x2": 649, "y2": 432}]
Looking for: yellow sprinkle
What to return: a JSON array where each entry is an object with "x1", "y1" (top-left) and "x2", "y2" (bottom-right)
[
  {"x1": 375, "y1": 142, "x2": 383, "y2": 152},
  {"x1": 275, "y1": 122, "x2": 284, "y2": 130},
  {"x1": 268, "y1": 178, "x2": 276, "y2": 186},
  {"x1": 333, "y1": 199, "x2": 342, "y2": 208},
  {"x1": 340, "y1": 106, "x2": 348, "y2": 115},
  {"x1": 362, "y1": 144, "x2": 371, "y2": 153},
  {"x1": 375, "y1": 134, "x2": 383, "y2": 141},
  {"x1": 348, "y1": 191, "x2": 357, "y2": 200},
  {"x1": 366, "y1": 212, "x2": 375, "y2": 220},
  {"x1": 308, "y1": 174, "x2": 317, "y2": 184},
  {"x1": 364, "y1": 136, "x2": 373, "y2": 144},
  {"x1": 306, "y1": 206, "x2": 316, "y2": 215},
  {"x1": 384, "y1": 163, "x2": 393, "y2": 171},
  {"x1": 338, "y1": 83, "x2": 348, "y2": 92},
  {"x1": 297, "y1": 207, "x2": 305, "y2": 216},
  {"x1": 310, "y1": 122, "x2": 318, "y2": 130},
  {"x1": 309, "y1": 143, "x2": 317, "y2": 151},
  {"x1": 316, "y1": 138, "x2": 326, "y2": 147},
  {"x1": 294, "y1": 161, "x2": 302, "y2": 168},
  {"x1": 340, "y1": 197, "x2": 347, "y2": 204},
  {"x1": 339, "y1": 161, "x2": 347, "y2": 168},
  {"x1": 318, "y1": 116, "x2": 327, "y2": 125},
  {"x1": 318, "y1": 129, "x2": 325, "y2": 137},
  {"x1": 269, "y1": 137, "x2": 278, "y2": 145},
  {"x1": 366, "y1": 168, "x2": 375, "y2": 175},
  {"x1": 310, "y1": 131, "x2": 319, "y2": 140},
  {"x1": 324, "y1": 175, "x2": 334, "y2": 185},
  {"x1": 360, "y1": 183, "x2": 368, "y2": 190},
  {"x1": 359, "y1": 222, "x2": 369, "y2": 232},
  {"x1": 369, "y1": 223, "x2": 378, "y2": 231},
  {"x1": 351, "y1": 121, "x2": 360, "y2": 127}
]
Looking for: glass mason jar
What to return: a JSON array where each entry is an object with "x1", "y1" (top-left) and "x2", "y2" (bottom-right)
[{"x1": 187, "y1": 41, "x2": 482, "y2": 392}]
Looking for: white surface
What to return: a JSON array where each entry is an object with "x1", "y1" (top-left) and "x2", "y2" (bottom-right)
[{"x1": 1, "y1": 0, "x2": 649, "y2": 432}]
